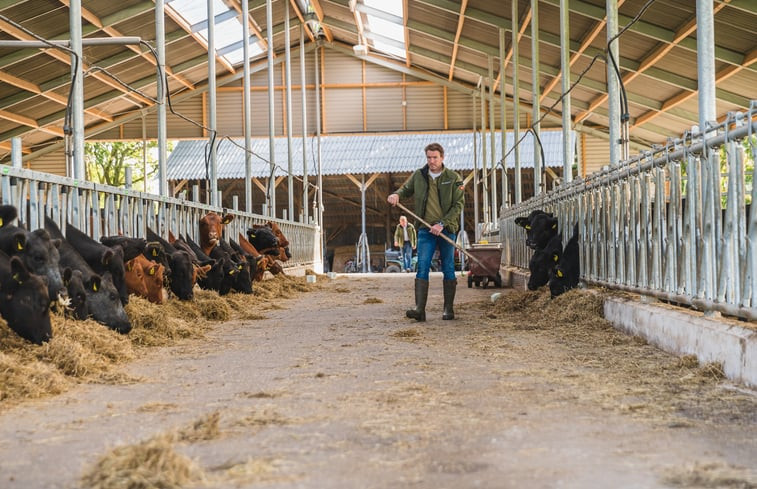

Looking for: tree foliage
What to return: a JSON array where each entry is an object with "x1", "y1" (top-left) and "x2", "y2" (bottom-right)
[{"x1": 84, "y1": 141, "x2": 167, "y2": 190}]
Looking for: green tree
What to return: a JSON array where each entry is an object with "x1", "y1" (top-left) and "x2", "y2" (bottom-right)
[{"x1": 84, "y1": 141, "x2": 167, "y2": 191}]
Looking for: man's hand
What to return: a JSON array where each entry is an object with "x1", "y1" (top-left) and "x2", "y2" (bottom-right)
[
  {"x1": 387, "y1": 194, "x2": 399, "y2": 206},
  {"x1": 430, "y1": 223, "x2": 444, "y2": 236}
]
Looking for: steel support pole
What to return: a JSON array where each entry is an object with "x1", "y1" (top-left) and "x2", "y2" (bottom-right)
[
  {"x1": 606, "y1": 0, "x2": 620, "y2": 166},
  {"x1": 531, "y1": 0, "x2": 542, "y2": 194},
  {"x1": 156, "y1": 0, "x2": 168, "y2": 196},
  {"x1": 242, "y1": 0, "x2": 253, "y2": 212},
  {"x1": 560, "y1": 0, "x2": 572, "y2": 183},
  {"x1": 69, "y1": 0, "x2": 85, "y2": 181},
  {"x1": 499, "y1": 28, "x2": 508, "y2": 209},
  {"x1": 284, "y1": 1, "x2": 294, "y2": 220},
  {"x1": 315, "y1": 46, "x2": 323, "y2": 228},
  {"x1": 472, "y1": 97, "x2": 480, "y2": 242},
  {"x1": 488, "y1": 56, "x2": 498, "y2": 223},
  {"x1": 480, "y1": 82, "x2": 489, "y2": 226},
  {"x1": 512, "y1": 0, "x2": 522, "y2": 203},
  {"x1": 696, "y1": 0, "x2": 717, "y2": 134},
  {"x1": 300, "y1": 25, "x2": 309, "y2": 224},
  {"x1": 266, "y1": 0, "x2": 276, "y2": 217},
  {"x1": 207, "y1": 0, "x2": 218, "y2": 206},
  {"x1": 11, "y1": 137, "x2": 22, "y2": 169}
]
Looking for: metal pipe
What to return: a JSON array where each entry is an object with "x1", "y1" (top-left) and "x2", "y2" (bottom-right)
[
  {"x1": 480, "y1": 82, "x2": 489, "y2": 226},
  {"x1": 266, "y1": 0, "x2": 276, "y2": 216},
  {"x1": 488, "y1": 56, "x2": 497, "y2": 223},
  {"x1": 242, "y1": 0, "x2": 253, "y2": 212},
  {"x1": 696, "y1": 0, "x2": 717, "y2": 134},
  {"x1": 499, "y1": 28, "x2": 508, "y2": 209},
  {"x1": 512, "y1": 0, "x2": 521, "y2": 203},
  {"x1": 560, "y1": 0, "x2": 572, "y2": 183},
  {"x1": 300, "y1": 24, "x2": 309, "y2": 224},
  {"x1": 606, "y1": 0, "x2": 620, "y2": 166},
  {"x1": 0, "y1": 37, "x2": 141, "y2": 48},
  {"x1": 314, "y1": 45, "x2": 323, "y2": 228},
  {"x1": 69, "y1": 0, "x2": 84, "y2": 181},
  {"x1": 472, "y1": 96, "x2": 480, "y2": 242},
  {"x1": 531, "y1": 0, "x2": 542, "y2": 194},
  {"x1": 207, "y1": 0, "x2": 218, "y2": 206},
  {"x1": 284, "y1": 0, "x2": 294, "y2": 221},
  {"x1": 156, "y1": 0, "x2": 167, "y2": 196},
  {"x1": 11, "y1": 137, "x2": 22, "y2": 169}
]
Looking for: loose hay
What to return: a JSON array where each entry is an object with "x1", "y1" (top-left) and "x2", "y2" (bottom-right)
[
  {"x1": 661, "y1": 461, "x2": 757, "y2": 488},
  {"x1": 364, "y1": 297, "x2": 383, "y2": 304},
  {"x1": 126, "y1": 296, "x2": 209, "y2": 346},
  {"x1": 178, "y1": 411, "x2": 222, "y2": 442},
  {"x1": 80, "y1": 433, "x2": 205, "y2": 489}
]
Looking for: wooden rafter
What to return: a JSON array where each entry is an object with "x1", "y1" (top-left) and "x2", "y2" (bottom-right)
[
  {"x1": 309, "y1": 0, "x2": 333, "y2": 42},
  {"x1": 538, "y1": 0, "x2": 626, "y2": 104},
  {"x1": 574, "y1": 0, "x2": 732, "y2": 124},
  {"x1": 163, "y1": 1, "x2": 236, "y2": 74},
  {"x1": 288, "y1": 0, "x2": 315, "y2": 42},
  {"x1": 0, "y1": 109, "x2": 64, "y2": 137},
  {"x1": 59, "y1": 0, "x2": 195, "y2": 90},
  {"x1": 447, "y1": 0, "x2": 468, "y2": 81},
  {"x1": 403, "y1": 0, "x2": 410, "y2": 67}
]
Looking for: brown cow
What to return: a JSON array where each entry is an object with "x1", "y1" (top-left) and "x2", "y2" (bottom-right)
[
  {"x1": 266, "y1": 221, "x2": 291, "y2": 262},
  {"x1": 237, "y1": 233, "x2": 269, "y2": 282},
  {"x1": 125, "y1": 255, "x2": 168, "y2": 304},
  {"x1": 199, "y1": 212, "x2": 234, "y2": 256}
]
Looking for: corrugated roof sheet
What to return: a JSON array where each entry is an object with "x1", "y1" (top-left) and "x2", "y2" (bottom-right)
[{"x1": 167, "y1": 130, "x2": 574, "y2": 180}]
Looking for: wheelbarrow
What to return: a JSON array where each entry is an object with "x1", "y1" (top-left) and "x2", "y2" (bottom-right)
[{"x1": 466, "y1": 243, "x2": 503, "y2": 288}]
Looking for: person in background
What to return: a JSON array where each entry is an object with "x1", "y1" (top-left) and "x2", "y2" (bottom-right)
[
  {"x1": 387, "y1": 142, "x2": 465, "y2": 321},
  {"x1": 393, "y1": 215, "x2": 417, "y2": 272}
]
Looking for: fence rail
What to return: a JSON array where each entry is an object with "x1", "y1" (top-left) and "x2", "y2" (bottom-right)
[
  {"x1": 0, "y1": 165, "x2": 318, "y2": 268},
  {"x1": 499, "y1": 103, "x2": 757, "y2": 321}
]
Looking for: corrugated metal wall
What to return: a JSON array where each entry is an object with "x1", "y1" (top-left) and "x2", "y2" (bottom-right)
[{"x1": 582, "y1": 134, "x2": 611, "y2": 177}]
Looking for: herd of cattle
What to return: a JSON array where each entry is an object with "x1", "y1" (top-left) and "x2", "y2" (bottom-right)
[
  {"x1": 0, "y1": 204, "x2": 290, "y2": 345},
  {"x1": 515, "y1": 209, "x2": 580, "y2": 297}
]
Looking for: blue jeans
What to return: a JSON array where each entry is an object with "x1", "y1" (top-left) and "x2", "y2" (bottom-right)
[
  {"x1": 402, "y1": 242, "x2": 413, "y2": 271},
  {"x1": 415, "y1": 228, "x2": 457, "y2": 281}
]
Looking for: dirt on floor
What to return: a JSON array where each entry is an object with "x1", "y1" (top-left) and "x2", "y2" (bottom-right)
[{"x1": 0, "y1": 272, "x2": 755, "y2": 489}]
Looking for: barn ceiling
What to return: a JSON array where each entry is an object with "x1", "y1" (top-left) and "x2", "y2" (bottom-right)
[{"x1": 0, "y1": 0, "x2": 755, "y2": 164}]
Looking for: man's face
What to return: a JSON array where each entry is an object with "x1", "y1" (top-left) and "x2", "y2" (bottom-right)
[
  {"x1": 426, "y1": 150, "x2": 444, "y2": 173},
  {"x1": 400, "y1": 217, "x2": 407, "y2": 226}
]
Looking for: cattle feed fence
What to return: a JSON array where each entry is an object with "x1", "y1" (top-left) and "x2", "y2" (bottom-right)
[
  {"x1": 0, "y1": 166, "x2": 319, "y2": 269},
  {"x1": 499, "y1": 103, "x2": 757, "y2": 321}
]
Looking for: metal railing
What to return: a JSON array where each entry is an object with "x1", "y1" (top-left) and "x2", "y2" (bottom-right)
[
  {"x1": 500, "y1": 104, "x2": 757, "y2": 321},
  {"x1": 0, "y1": 165, "x2": 318, "y2": 268}
]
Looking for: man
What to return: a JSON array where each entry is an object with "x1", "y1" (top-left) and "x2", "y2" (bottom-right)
[
  {"x1": 387, "y1": 142, "x2": 465, "y2": 321},
  {"x1": 393, "y1": 215, "x2": 417, "y2": 272}
]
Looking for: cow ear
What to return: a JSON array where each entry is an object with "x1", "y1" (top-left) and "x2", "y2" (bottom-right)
[
  {"x1": 101, "y1": 249, "x2": 114, "y2": 266},
  {"x1": 10, "y1": 256, "x2": 30, "y2": 286},
  {"x1": 52, "y1": 238, "x2": 61, "y2": 249},
  {"x1": 222, "y1": 214, "x2": 234, "y2": 224},
  {"x1": 63, "y1": 267, "x2": 72, "y2": 285}
]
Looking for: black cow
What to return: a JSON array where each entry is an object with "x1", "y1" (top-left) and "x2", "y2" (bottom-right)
[
  {"x1": 549, "y1": 223, "x2": 581, "y2": 297},
  {"x1": 44, "y1": 217, "x2": 131, "y2": 334},
  {"x1": 0, "y1": 217, "x2": 65, "y2": 301},
  {"x1": 182, "y1": 235, "x2": 235, "y2": 295},
  {"x1": 0, "y1": 249, "x2": 53, "y2": 344},
  {"x1": 146, "y1": 228, "x2": 195, "y2": 300},
  {"x1": 0, "y1": 204, "x2": 17, "y2": 229},
  {"x1": 246, "y1": 226, "x2": 279, "y2": 256},
  {"x1": 100, "y1": 236, "x2": 147, "y2": 262},
  {"x1": 63, "y1": 268, "x2": 88, "y2": 321},
  {"x1": 65, "y1": 223, "x2": 128, "y2": 305},
  {"x1": 527, "y1": 232, "x2": 564, "y2": 291},
  {"x1": 515, "y1": 210, "x2": 558, "y2": 250},
  {"x1": 217, "y1": 239, "x2": 253, "y2": 294}
]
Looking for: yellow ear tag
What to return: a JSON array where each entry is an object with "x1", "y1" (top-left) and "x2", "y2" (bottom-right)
[
  {"x1": 228, "y1": 269, "x2": 234, "y2": 275},
  {"x1": 152, "y1": 249, "x2": 158, "y2": 257},
  {"x1": 552, "y1": 223, "x2": 557, "y2": 229},
  {"x1": 12, "y1": 273, "x2": 22, "y2": 284},
  {"x1": 525, "y1": 225, "x2": 531, "y2": 230},
  {"x1": 557, "y1": 269, "x2": 563, "y2": 278},
  {"x1": 553, "y1": 255, "x2": 559, "y2": 262},
  {"x1": 0, "y1": 218, "x2": 3, "y2": 227},
  {"x1": 249, "y1": 233, "x2": 256, "y2": 239},
  {"x1": 237, "y1": 264, "x2": 243, "y2": 270},
  {"x1": 93, "y1": 282, "x2": 98, "y2": 292},
  {"x1": 149, "y1": 267, "x2": 155, "y2": 276},
  {"x1": 16, "y1": 241, "x2": 23, "y2": 251}
]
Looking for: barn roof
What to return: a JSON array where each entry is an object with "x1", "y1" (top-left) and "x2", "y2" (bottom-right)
[{"x1": 166, "y1": 130, "x2": 574, "y2": 179}]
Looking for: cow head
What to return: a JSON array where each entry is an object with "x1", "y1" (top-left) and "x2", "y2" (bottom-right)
[
  {"x1": 124, "y1": 256, "x2": 150, "y2": 300},
  {"x1": 199, "y1": 212, "x2": 234, "y2": 255},
  {"x1": 247, "y1": 226, "x2": 279, "y2": 256},
  {"x1": 527, "y1": 233, "x2": 562, "y2": 291},
  {"x1": 83, "y1": 272, "x2": 132, "y2": 334},
  {"x1": 0, "y1": 252, "x2": 52, "y2": 344},
  {"x1": 267, "y1": 221, "x2": 291, "y2": 261},
  {"x1": 167, "y1": 250, "x2": 195, "y2": 301},
  {"x1": 63, "y1": 268, "x2": 88, "y2": 321},
  {"x1": 1, "y1": 226, "x2": 66, "y2": 301},
  {"x1": 524, "y1": 213, "x2": 558, "y2": 250}
]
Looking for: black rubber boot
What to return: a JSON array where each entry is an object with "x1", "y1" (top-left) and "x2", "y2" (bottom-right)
[
  {"x1": 442, "y1": 279, "x2": 457, "y2": 320},
  {"x1": 406, "y1": 278, "x2": 428, "y2": 322}
]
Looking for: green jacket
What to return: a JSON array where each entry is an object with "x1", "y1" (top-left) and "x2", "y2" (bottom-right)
[
  {"x1": 394, "y1": 222, "x2": 417, "y2": 247},
  {"x1": 395, "y1": 165, "x2": 465, "y2": 234}
]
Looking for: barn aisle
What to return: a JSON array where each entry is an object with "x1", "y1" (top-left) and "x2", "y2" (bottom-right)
[{"x1": 0, "y1": 273, "x2": 755, "y2": 488}]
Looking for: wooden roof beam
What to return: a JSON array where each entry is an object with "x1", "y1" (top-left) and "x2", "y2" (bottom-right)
[
  {"x1": 0, "y1": 109, "x2": 64, "y2": 137},
  {"x1": 403, "y1": 0, "x2": 410, "y2": 67},
  {"x1": 447, "y1": 0, "x2": 468, "y2": 81},
  {"x1": 309, "y1": 0, "x2": 334, "y2": 42}
]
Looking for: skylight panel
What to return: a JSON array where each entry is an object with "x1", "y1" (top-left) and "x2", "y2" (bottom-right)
[{"x1": 361, "y1": 0, "x2": 406, "y2": 59}]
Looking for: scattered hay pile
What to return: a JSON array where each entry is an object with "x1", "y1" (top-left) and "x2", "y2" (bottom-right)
[
  {"x1": 484, "y1": 288, "x2": 753, "y2": 425},
  {"x1": 661, "y1": 461, "x2": 757, "y2": 488},
  {"x1": 0, "y1": 274, "x2": 316, "y2": 409}
]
